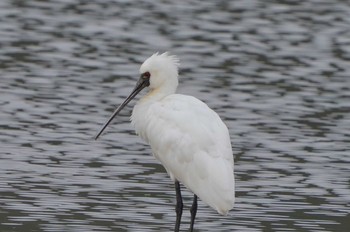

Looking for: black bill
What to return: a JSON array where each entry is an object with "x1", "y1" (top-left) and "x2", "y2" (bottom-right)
[{"x1": 95, "y1": 74, "x2": 150, "y2": 140}]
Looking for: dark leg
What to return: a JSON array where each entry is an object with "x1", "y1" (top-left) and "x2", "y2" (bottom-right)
[
  {"x1": 174, "y1": 180, "x2": 183, "y2": 232},
  {"x1": 189, "y1": 194, "x2": 198, "y2": 232}
]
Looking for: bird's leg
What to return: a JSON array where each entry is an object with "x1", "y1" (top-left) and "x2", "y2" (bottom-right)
[
  {"x1": 189, "y1": 194, "x2": 198, "y2": 232},
  {"x1": 174, "y1": 180, "x2": 183, "y2": 232}
]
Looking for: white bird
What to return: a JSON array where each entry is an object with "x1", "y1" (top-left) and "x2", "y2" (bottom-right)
[{"x1": 95, "y1": 52, "x2": 235, "y2": 232}]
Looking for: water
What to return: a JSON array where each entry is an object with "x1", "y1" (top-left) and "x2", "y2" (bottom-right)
[{"x1": 1, "y1": 0, "x2": 349, "y2": 231}]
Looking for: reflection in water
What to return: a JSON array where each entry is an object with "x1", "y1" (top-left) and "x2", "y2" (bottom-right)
[{"x1": 0, "y1": 0, "x2": 349, "y2": 231}]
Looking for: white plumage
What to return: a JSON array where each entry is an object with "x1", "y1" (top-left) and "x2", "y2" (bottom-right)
[
  {"x1": 132, "y1": 94, "x2": 235, "y2": 214},
  {"x1": 96, "y1": 52, "x2": 235, "y2": 230}
]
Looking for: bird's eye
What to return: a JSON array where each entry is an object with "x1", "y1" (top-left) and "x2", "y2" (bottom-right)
[{"x1": 143, "y1": 72, "x2": 151, "y2": 79}]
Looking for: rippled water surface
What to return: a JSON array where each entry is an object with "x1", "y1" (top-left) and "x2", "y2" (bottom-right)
[{"x1": 1, "y1": 0, "x2": 349, "y2": 231}]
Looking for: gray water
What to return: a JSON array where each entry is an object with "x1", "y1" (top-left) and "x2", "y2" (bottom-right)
[{"x1": 1, "y1": 0, "x2": 349, "y2": 231}]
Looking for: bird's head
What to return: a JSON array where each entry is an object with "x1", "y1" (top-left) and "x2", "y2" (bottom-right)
[
  {"x1": 139, "y1": 52, "x2": 180, "y2": 91},
  {"x1": 95, "y1": 52, "x2": 180, "y2": 139}
]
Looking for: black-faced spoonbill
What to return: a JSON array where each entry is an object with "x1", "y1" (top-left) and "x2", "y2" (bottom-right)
[{"x1": 95, "y1": 52, "x2": 235, "y2": 231}]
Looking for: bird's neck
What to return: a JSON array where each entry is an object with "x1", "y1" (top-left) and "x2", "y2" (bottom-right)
[
  {"x1": 132, "y1": 77, "x2": 178, "y2": 141},
  {"x1": 132, "y1": 84, "x2": 176, "y2": 143},
  {"x1": 140, "y1": 82, "x2": 178, "y2": 104}
]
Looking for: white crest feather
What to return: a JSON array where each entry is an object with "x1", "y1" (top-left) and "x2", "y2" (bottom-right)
[{"x1": 158, "y1": 52, "x2": 180, "y2": 68}]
